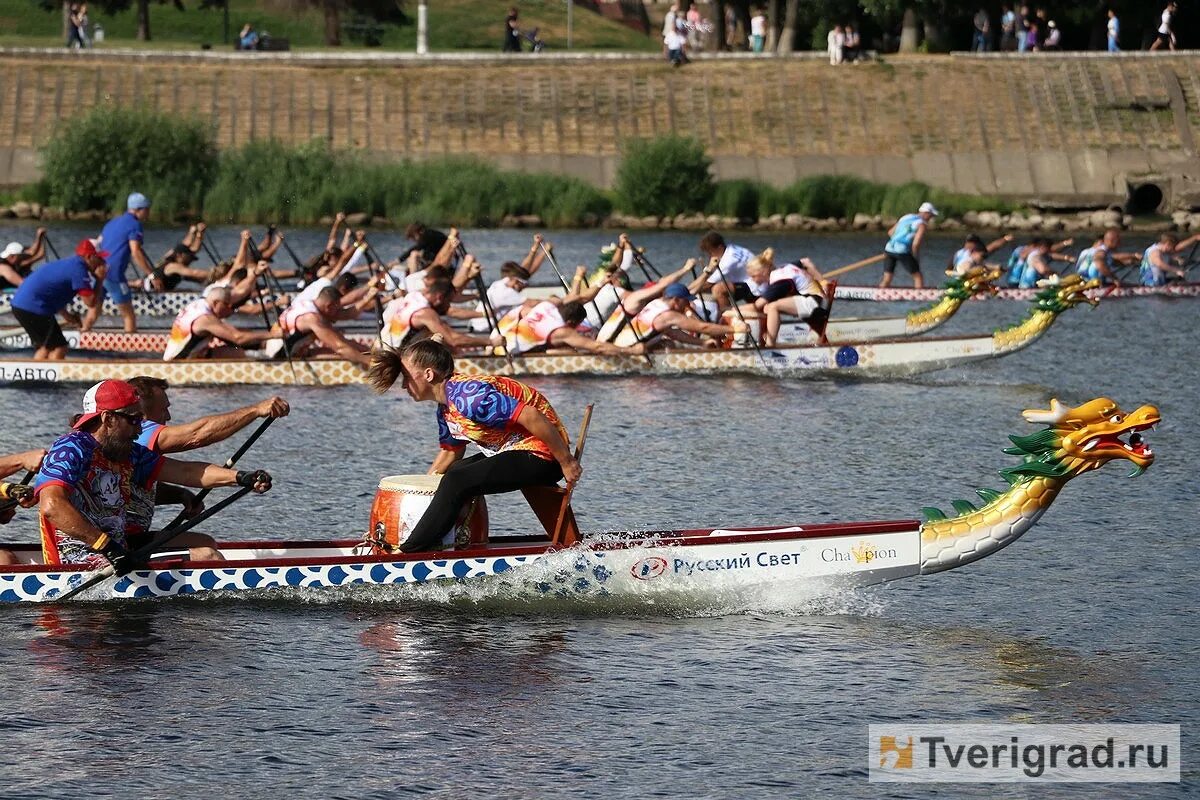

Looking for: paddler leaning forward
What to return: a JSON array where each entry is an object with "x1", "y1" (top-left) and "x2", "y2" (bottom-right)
[
  {"x1": 367, "y1": 337, "x2": 580, "y2": 553},
  {"x1": 163, "y1": 281, "x2": 278, "y2": 361}
]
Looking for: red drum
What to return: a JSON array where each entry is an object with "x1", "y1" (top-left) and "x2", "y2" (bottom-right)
[{"x1": 368, "y1": 474, "x2": 489, "y2": 553}]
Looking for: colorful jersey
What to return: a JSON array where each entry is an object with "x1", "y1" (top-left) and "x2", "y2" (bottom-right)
[
  {"x1": 496, "y1": 301, "x2": 570, "y2": 355},
  {"x1": 164, "y1": 298, "x2": 214, "y2": 361},
  {"x1": 885, "y1": 213, "x2": 924, "y2": 255},
  {"x1": 125, "y1": 420, "x2": 167, "y2": 534},
  {"x1": 437, "y1": 373, "x2": 566, "y2": 461},
  {"x1": 381, "y1": 293, "x2": 430, "y2": 348},
  {"x1": 34, "y1": 431, "x2": 163, "y2": 566},
  {"x1": 279, "y1": 297, "x2": 321, "y2": 337},
  {"x1": 1075, "y1": 245, "x2": 1112, "y2": 282},
  {"x1": 10, "y1": 255, "x2": 95, "y2": 317}
]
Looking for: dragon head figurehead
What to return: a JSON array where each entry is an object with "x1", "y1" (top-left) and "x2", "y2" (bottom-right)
[
  {"x1": 1034, "y1": 274, "x2": 1100, "y2": 313},
  {"x1": 945, "y1": 265, "x2": 1002, "y2": 301},
  {"x1": 1003, "y1": 397, "x2": 1160, "y2": 482}
]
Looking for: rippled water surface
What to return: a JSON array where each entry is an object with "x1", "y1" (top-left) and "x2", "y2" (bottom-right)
[{"x1": 0, "y1": 225, "x2": 1195, "y2": 797}]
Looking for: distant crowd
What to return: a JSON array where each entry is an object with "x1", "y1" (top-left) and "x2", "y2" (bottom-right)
[{"x1": 969, "y1": 1, "x2": 1178, "y2": 53}]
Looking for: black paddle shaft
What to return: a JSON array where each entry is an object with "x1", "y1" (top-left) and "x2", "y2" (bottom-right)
[{"x1": 165, "y1": 416, "x2": 275, "y2": 528}]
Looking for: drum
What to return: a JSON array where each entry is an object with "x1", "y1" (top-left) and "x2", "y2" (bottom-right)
[{"x1": 368, "y1": 474, "x2": 489, "y2": 553}]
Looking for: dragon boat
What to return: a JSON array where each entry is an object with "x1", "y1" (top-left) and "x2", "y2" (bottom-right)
[
  {"x1": 833, "y1": 280, "x2": 1200, "y2": 302},
  {"x1": 0, "y1": 277, "x2": 1100, "y2": 386},
  {"x1": 0, "y1": 396, "x2": 1158, "y2": 604},
  {"x1": 0, "y1": 326, "x2": 377, "y2": 354}
]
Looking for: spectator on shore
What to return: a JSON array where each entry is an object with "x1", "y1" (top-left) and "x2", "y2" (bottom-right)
[
  {"x1": 1150, "y1": 2, "x2": 1176, "y2": 51},
  {"x1": 663, "y1": 2, "x2": 679, "y2": 39},
  {"x1": 972, "y1": 8, "x2": 991, "y2": 52},
  {"x1": 750, "y1": 7, "x2": 766, "y2": 52},
  {"x1": 1017, "y1": 4, "x2": 1031, "y2": 51},
  {"x1": 238, "y1": 23, "x2": 259, "y2": 51},
  {"x1": 66, "y1": 3, "x2": 84, "y2": 48},
  {"x1": 665, "y1": 24, "x2": 687, "y2": 66},
  {"x1": 503, "y1": 7, "x2": 521, "y2": 53},
  {"x1": 685, "y1": 2, "x2": 704, "y2": 51},
  {"x1": 1000, "y1": 4, "x2": 1017, "y2": 51},
  {"x1": 827, "y1": 24, "x2": 845, "y2": 65},
  {"x1": 1106, "y1": 9, "x2": 1120, "y2": 52},
  {"x1": 725, "y1": 5, "x2": 739, "y2": 49},
  {"x1": 843, "y1": 24, "x2": 862, "y2": 61},
  {"x1": 1044, "y1": 20, "x2": 1061, "y2": 50},
  {"x1": 1025, "y1": 19, "x2": 1040, "y2": 51}
]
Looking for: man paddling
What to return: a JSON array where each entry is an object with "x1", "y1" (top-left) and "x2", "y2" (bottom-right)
[
  {"x1": 122, "y1": 377, "x2": 289, "y2": 561},
  {"x1": 1139, "y1": 232, "x2": 1200, "y2": 286},
  {"x1": 0, "y1": 450, "x2": 45, "y2": 566},
  {"x1": 10, "y1": 239, "x2": 108, "y2": 360},
  {"x1": 35, "y1": 380, "x2": 272, "y2": 571},
  {"x1": 493, "y1": 298, "x2": 646, "y2": 356},
  {"x1": 163, "y1": 284, "x2": 279, "y2": 361},
  {"x1": 273, "y1": 285, "x2": 373, "y2": 365},
  {"x1": 366, "y1": 338, "x2": 579, "y2": 553},
  {"x1": 380, "y1": 280, "x2": 492, "y2": 352},
  {"x1": 879, "y1": 201, "x2": 937, "y2": 289},
  {"x1": 0, "y1": 228, "x2": 47, "y2": 288},
  {"x1": 597, "y1": 259, "x2": 735, "y2": 348},
  {"x1": 697, "y1": 231, "x2": 754, "y2": 313}
]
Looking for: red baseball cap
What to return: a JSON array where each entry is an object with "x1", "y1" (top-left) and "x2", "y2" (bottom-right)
[
  {"x1": 76, "y1": 238, "x2": 110, "y2": 260},
  {"x1": 72, "y1": 380, "x2": 141, "y2": 430}
]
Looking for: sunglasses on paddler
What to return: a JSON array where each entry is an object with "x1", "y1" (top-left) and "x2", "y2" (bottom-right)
[{"x1": 107, "y1": 410, "x2": 144, "y2": 426}]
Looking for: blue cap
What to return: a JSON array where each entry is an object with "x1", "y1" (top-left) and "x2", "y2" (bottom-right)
[
  {"x1": 663, "y1": 282, "x2": 693, "y2": 300},
  {"x1": 127, "y1": 192, "x2": 150, "y2": 210}
]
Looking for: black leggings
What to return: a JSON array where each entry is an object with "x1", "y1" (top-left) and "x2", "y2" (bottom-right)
[{"x1": 402, "y1": 451, "x2": 563, "y2": 552}]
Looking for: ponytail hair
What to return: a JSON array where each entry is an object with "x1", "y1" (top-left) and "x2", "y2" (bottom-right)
[
  {"x1": 748, "y1": 247, "x2": 775, "y2": 273},
  {"x1": 367, "y1": 338, "x2": 455, "y2": 394}
]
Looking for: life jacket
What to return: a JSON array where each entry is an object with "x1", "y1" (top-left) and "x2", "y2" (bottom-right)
[
  {"x1": 381, "y1": 292, "x2": 430, "y2": 349},
  {"x1": 163, "y1": 299, "x2": 214, "y2": 361},
  {"x1": 496, "y1": 301, "x2": 571, "y2": 354}
]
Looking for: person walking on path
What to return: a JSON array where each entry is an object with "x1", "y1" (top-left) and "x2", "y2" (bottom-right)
[
  {"x1": 503, "y1": 7, "x2": 522, "y2": 52},
  {"x1": 1150, "y1": 2, "x2": 1176, "y2": 51},
  {"x1": 972, "y1": 8, "x2": 991, "y2": 52},
  {"x1": 1106, "y1": 9, "x2": 1120, "y2": 52}
]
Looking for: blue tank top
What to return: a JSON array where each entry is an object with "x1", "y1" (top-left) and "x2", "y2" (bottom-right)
[
  {"x1": 885, "y1": 214, "x2": 923, "y2": 255},
  {"x1": 1005, "y1": 249, "x2": 1027, "y2": 287},
  {"x1": 1017, "y1": 252, "x2": 1047, "y2": 288},
  {"x1": 1139, "y1": 244, "x2": 1165, "y2": 286},
  {"x1": 1075, "y1": 246, "x2": 1111, "y2": 281}
]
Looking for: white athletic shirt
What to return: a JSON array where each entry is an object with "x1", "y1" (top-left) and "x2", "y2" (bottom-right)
[
  {"x1": 163, "y1": 298, "x2": 214, "y2": 361},
  {"x1": 1160, "y1": 9, "x2": 1172, "y2": 35},
  {"x1": 710, "y1": 244, "x2": 752, "y2": 285},
  {"x1": 487, "y1": 279, "x2": 526, "y2": 315},
  {"x1": 296, "y1": 277, "x2": 332, "y2": 303},
  {"x1": 771, "y1": 264, "x2": 819, "y2": 296}
]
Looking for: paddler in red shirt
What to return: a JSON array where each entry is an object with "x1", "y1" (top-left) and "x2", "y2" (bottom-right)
[{"x1": 367, "y1": 337, "x2": 580, "y2": 553}]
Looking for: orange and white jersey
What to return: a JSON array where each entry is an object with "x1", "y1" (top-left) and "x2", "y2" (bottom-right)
[
  {"x1": 770, "y1": 264, "x2": 819, "y2": 296},
  {"x1": 612, "y1": 298, "x2": 671, "y2": 347},
  {"x1": 163, "y1": 298, "x2": 214, "y2": 361},
  {"x1": 381, "y1": 292, "x2": 430, "y2": 348},
  {"x1": 496, "y1": 300, "x2": 570, "y2": 354},
  {"x1": 279, "y1": 297, "x2": 321, "y2": 337}
]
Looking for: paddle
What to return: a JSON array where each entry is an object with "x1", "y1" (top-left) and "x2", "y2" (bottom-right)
[
  {"x1": 245, "y1": 238, "x2": 303, "y2": 381},
  {"x1": 473, "y1": 270, "x2": 516, "y2": 371},
  {"x1": 43, "y1": 234, "x2": 60, "y2": 261},
  {"x1": 630, "y1": 245, "x2": 663, "y2": 280},
  {"x1": 711, "y1": 258, "x2": 769, "y2": 369},
  {"x1": 552, "y1": 403, "x2": 593, "y2": 544},
  {"x1": 538, "y1": 240, "x2": 607, "y2": 331},
  {"x1": 164, "y1": 416, "x2": 276, "y2": 529},
  {"x1": 0, "y1": 470, "x2": 35, "y2": 514},
  {"x1": 823, "y1": 253, "x2": 885, "y2": 279},
  {"x1": 52, "y1": 485, "x2": 255, "y2": 602}
]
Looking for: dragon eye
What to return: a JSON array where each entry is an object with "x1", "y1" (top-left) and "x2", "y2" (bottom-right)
[{"x1": 1109, "y1": 414, "x2": 1123, "y2": 424}]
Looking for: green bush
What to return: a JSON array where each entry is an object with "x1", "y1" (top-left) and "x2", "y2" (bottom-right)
[
  {"x1": 614, "y1": 135, "x2": 714, "y2": 217},
  {"x1": 707, "y1": 180, "x2": 764, "y2": 220},
  {"x1": 37, "y1": 106, "x2": 217, "y2": 217}
]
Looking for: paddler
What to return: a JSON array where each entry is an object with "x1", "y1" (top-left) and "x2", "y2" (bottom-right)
[
  {"x1": 1139, "y1": 232, "x2": 1200, "y2": 286},
  {"x1": 0, "y1": 227, "x2": 47, "y2": 289},
  {"x1": 1074, "y1": 229, "x2": 1139, "y2": 286},
  {"x1": 380, "y1": 278, "x2": 493, "y2": 352},
  {"x1": 366, "y1": 338, "x2": 579, "y2": 553},
  {"x1": 272, "y1": 285, "x2": 373, "y2": 366},
  {"x1": 738, "y1": 249, "x2": 830, "y2": 347},
  {"x1": 162, "y1": 283, "x2": 279, "y2": 361},
  {"x1": 121, "y1": 377, "x2": 290, "y2": 562},
  {"x1": 0, "y1": 450, "x2": 45, "y2": 566},
  {"x1": 697, "y1": 231, "x2": 755, "y2": 313},
  {"x1": 597, "y1": 259, "x2": 735, "y2": 348},
  {"x1": 879, "y1": 201, "x2": 937, "y2": 289},
  {"x1": 35, "y1": 380, "x2": 272, "y2": 572},
  {"x1": 492, "y1": 292, "x2": 646, "y2": 357},
  {"x1": 10, "y1": 238, "x2": 108, "y2": 361}
]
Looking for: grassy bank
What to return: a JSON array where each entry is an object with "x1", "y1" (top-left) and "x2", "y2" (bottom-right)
[
  {"x1": 25, "y1": 109, "x2": 1020, "y2": 228},
  {"x1": 0, "y1": 0, "x2": 656, "y2": 52}
]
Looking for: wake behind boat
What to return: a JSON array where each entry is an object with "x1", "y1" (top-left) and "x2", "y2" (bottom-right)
[{"x1": 0, "y1": 395, "x2": 1158, "y2": 604}]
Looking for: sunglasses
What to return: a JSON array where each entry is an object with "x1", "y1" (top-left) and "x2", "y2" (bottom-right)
[{"x1": 109, "y1": 410, "x2": 144, "y2": 426}]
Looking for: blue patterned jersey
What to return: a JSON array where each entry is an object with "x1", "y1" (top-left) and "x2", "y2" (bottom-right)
[
  {"x1": 34, "y1": 431, "x2": 163, "y2": 566},
  {"x1": 436, "y1": 373, "x2": 566, "y2": 460}
]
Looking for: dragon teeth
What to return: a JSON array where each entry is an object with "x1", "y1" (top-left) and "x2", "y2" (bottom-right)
[{"x1": 1082, "y1": 439, "x2": 1099, "y2": 451}]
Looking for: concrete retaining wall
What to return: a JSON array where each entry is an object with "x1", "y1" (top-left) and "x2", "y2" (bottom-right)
[{"x1": 1, "y1": 49, "x2": 1197, "y2": 207}]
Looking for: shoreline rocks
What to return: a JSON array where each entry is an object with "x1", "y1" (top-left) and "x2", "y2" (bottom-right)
[{"x1": 4, "y1": 204, "x2": 1199, "y2": 233}]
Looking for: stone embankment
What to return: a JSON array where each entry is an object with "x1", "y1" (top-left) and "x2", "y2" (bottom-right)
[{"x1": 8, "y1": 200, "x2": 1200, "y2": 234}]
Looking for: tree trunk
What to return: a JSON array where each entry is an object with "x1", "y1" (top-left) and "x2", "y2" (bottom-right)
[
  {"x1": 62, "y1": 0, "x2": 71, "y2": 44},
  {"x1": 323, "y1": 0, "x2": 341, "y2": 46},
  {"x1": 765, "y1": 0, "x2": 780, "y2": 53},
  {"x1": 734, "y1": 1, "x2": 751, "y2": 50},
  {"x1": 899, "y1": 7, "x2": 919, "y2": 52},
  {"x1": 776, "y1": 0, "x2": 799, "y2": 53},
  {"x1": 923, "y1": 18, "x2": 946, "y2": 52},
  {"x1": 137, "y1": 0, "x2": 150, "y2": 40},
  {"x1": 712, "y1": 0, "x2": 727, "y2": 51}
]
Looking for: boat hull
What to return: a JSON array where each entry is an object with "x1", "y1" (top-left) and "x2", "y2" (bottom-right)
[
  {"x1": 0, "y1": 520, "x2": 922, "y2": 603},
  {"x1": 834, "y1": 282, "x2": 1200, "y2": 302},
  {"x1": 0, "y1": 332, "x2": 1008, "y2": 385},
  {"x1": 0, "y1": 327, "x2": 375, "y2": 354}
]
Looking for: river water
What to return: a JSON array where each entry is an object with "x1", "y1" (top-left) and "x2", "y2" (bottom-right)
[{"x1": 0, "y1": 224, "x2": 1195, "y2": 798}]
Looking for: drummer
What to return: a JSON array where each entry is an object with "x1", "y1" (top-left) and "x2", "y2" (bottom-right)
[{"x1": 367, "y1": 337, "x2": 580, "y2": 553}]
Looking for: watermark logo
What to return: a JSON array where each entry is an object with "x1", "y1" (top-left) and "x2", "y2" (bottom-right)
[
  {"x1": 869, "y1": 724, "x2": 1179, "y2": 783},
  {"x1": 629, "y1": 556, "x2": 668, "y2": 581}
]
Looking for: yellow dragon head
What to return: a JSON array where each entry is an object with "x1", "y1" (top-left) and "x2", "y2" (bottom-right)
[
  {"x1": 1006, "y1": 397, "x2": 1161, "y2": 481},
  {"x1": 944, "y1": 265, "x2": 1002, "y2": 301},
  {"x1": 1033, "y1": 274, "x2": 1101, "y2": 313}
]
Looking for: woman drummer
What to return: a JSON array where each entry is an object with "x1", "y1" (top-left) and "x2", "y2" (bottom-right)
[{"x1": 367, "y1": 337, "x2": 581, "y2": 553}]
